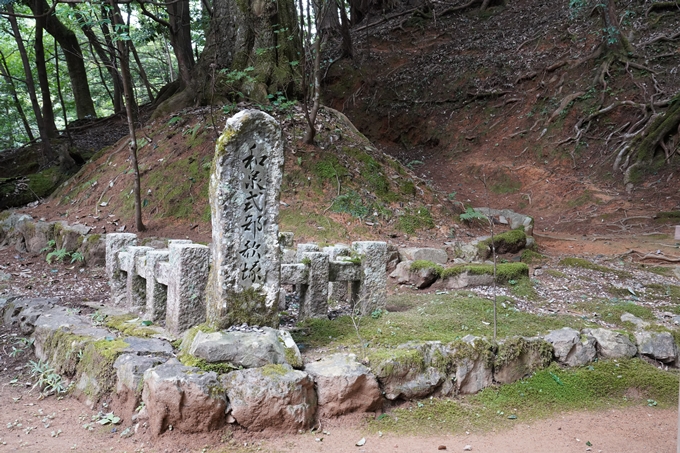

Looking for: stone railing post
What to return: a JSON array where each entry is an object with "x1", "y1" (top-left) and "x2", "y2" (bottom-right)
[
  {"x1": 145, "y1": 250, "x2": 169, "y2": 321},
  {"x1": 299, "y1": 252, "x2": 329, "y2": 320},
  {"x1": 166, "y1": 243, "x2": 210, "y2": 335},
  {"x1": 352, "y1": 241, "x2": 387, "y2": 315},
  {"x1": 126, "y1": 246, "x2": 154, "y2": 309},
  {"x1": 106, "y1": 233, "x2": 137, "y2": 305}
]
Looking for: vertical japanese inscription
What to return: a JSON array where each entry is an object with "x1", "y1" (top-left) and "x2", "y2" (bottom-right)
[{"x1": 237, "y1": 142, "x2": 269, "y2": 286}]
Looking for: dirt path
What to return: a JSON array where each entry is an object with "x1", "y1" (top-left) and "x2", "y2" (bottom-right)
[{"x1": 267, "y1": 407, "x2": 677, "y2": 453}]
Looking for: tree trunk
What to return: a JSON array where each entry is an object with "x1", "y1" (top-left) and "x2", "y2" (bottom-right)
[
  {"x1": 167, "y1": 0, "x2": 195, "y2": 88},
  {"x1": 34, "y1": 11, "x2": 59, "y2": 139},
  {"x1": 75, "y1": 8, "x2": 125, "y2": 113},
  {"x1": 130, "y1": 40, "x2": 156, "y2": 102},
  {"x1": 0, "y1": 49, "x2": 34, "y2": 141},
  {"x1": 7, "y1": 5, "x2": 54, "y2": 166},
  {"x1": 631, "y1": 93, "x2": 680, "y2": 168},
  {"x1": 28, "y1": 0, "x2": 97, "y2": 119},
  {"x1": 339, "y1": 0, "x2": 354, "y2": 59},
  {"x1": 110, "y1": 0, "x2": 145, "y2": 232},
  {"x1": 153, "y1": 0, "x2": 302, "y2": 116}
]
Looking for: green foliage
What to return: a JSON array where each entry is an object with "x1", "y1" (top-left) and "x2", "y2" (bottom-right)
[
  {"x1": 331, "y1": 191, "x2": 369, "y2": 218},
  {"x1": 313, "y1": 154, "x2": 348, "y2": 181},
  {"x1": 459, "y1": 207, "x2": 488, "y2": 223},
  {"x1": 29, "y1": 359, "x2": 66, "y2": 396},
  {"x1": 398, "y1": 207, "x2": 435, "y2": 234},
  {"x1": 46, "y1": 248, "x2": 69, "y2": 264}
]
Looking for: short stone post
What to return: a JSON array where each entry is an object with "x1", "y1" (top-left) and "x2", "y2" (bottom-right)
[
  {"x1": 323, "y1": 245, "x2": 351, "y2": 304},
  {"x1": 126, "y1": 246, "x2": 153, "y2": 309},
  {"x1": 205, "y1": 110, "x2": 284, "y2": 329},
  {"x1": 299, "y1": 252, "x2": 329, "y2": 320},
  {"x1": 166, "y1": 243, "x2": 210, "y2": 335},
  {"x1": 106, "y1": 233, "x2": 137, "y2": 305},
  {"x1": 352, "y1": 241, "x2": 387, "y2": 315},
  {"x1": 296, "y1": 243, "x2": 320, "y2": 262},
  {"x1": 145, "y1": 250, "x2": 169, "y2": 321}
]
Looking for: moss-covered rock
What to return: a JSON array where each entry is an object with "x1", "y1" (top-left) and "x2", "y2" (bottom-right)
[{"x1": 494, "y1": 337, "x2": 553, "y2": 384}]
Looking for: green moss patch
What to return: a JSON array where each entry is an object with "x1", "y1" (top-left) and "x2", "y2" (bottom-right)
[
  {"x1": 477, "y1": 229, "x2": 527, "y2": 259},
  {"x1": 572, "y1": 299, "x2": 655, "y2": 325},
  {"x1": 293, "y1": 292, "x2": 589, "y2": 350},
  {"x1": 440, "y1": 263, "x2": 529, "y2": 283},
  {"x1": 105, "y1": 314, "x2": 158, "y2": 337},
  {"x1": 397, "y1": 207, "x2": 435, "y2": 234},
  {"x1": 369, "y1": 359, "x2": 678, "y2": 435}
]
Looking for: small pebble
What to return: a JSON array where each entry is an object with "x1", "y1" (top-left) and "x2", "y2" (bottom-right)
[
  {"x1": 437, "y1": 446, "x2": 447, "y2": 451},
  {"x1": 463, "y1": 446, "x2": 472, "y2": 451}
]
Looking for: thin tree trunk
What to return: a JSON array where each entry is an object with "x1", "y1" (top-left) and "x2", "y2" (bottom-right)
[
  {"x1": 110, "y1": 0, "x2": 145, "y2": 231},
  {"x1": 339, "y1": 0, "x2": 353, "y2": 59},
  {"x1": 75, "y1": 8, "x2": 124, "y2": 113},
  {"x1": 164, "y1": 36, "x2": 175, "y2": 82},
  {"x1": 7, "y1": 5, "x2": 54, "y2": 166},
  {"x1": 303, "y1": 33, "x2": 323, "y2": 144},
  {"x1": 54, "y1": 41, "x2": 73, "y2": 145},
  {"x1": 0, "y1": 49, "x2": 34, "y2": 141},
  {"x1": 88, "y1": 40, "x2": 116, "y2": 108},
  {"x1": 130, "y1": 41, "x2": 156, "y2": 102},
  {"x1": 34, "y1": 10, "x2": 58, "y2": 139}
]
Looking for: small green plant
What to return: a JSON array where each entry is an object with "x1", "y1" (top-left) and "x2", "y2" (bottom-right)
[
  {"x1": 28, "y1": 360, "x2": 66, "y2": 396},
  {"x1": 70, "y1": 251, "x2": 84, "y2": 264},
  {"x1": 40, "y1": 239, "x2": 56, "y2": 253},
  {"x1": 96, "y1": 412, "x2": 121, "y2": 425},
  {"x1": 46, "y1": 248, "x2": 69, "y2": 264},
  {"x1": 331, "y1": 191, "x2": 369, "y2": 218},
  {"x1": 167, "y1": 116, "x2": 183, "y2": 126},
  {"x1": 90, "y1": 310, "x2": 108, "y2": 326},
  {"x1": 459, "y1": 207, "x2": 488, "y2": 222}
]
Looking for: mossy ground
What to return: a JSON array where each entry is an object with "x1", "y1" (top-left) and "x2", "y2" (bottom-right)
[
  {"x1": 293, "y1": 292, "x2": 592, "y2": 351},
  {"x1": 369, "y1": 359, "x2": 678, "y2": 435}
]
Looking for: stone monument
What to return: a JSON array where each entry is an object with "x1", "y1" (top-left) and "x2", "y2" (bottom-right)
[{"x1": 205, "y1": 110, "x2": 284, "y2": 328}]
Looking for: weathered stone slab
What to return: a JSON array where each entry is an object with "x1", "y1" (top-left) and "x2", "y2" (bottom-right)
[
  {"x1": 584, "y1": 328, "x2": 637, "y2": 359},
  {"x1": 281, "y1": 263, "x2": 308, "y2": 285},
  {"x1": 304, "y1": 353, "x2": 382, "y2": 417},
  {"x1": 206, "y1": 110, "x2": 284, "y2": 329},
  {"x1": 106, "y1": 233, "x2": 137, "y2": 305},
  {"x1": 166, "y1": 243, "x2": 210, "y2": 335},
  {"x1": 398, "y1": 247, "x2": 448, "y2": 265},
  {"x1": 156, "y1": 262, "x2": 170, "y2": 285},
  {"x1": 352, "y1": 241, "x2": 387, "y2": 314},
  {"x1": 544, "y1": 327, "x2": 596, "y2": 367},
  {"x1": 621, "y1": 312, "x2": 650, "y2": 329},
  {"x1": 114, "y1": 354, "x2": 166, "y2": 395},
  {"x1": 222, "y1": 364, "x2": 316, "y2": 432},
  {"x1": 189, "y1": 327, "x2": 302, "y2": 369},
  {"x1": 635, "y1": 331, "x2": 678, "y2": 363},
  {"x1": 142, "y1": 360, "x2": 227, "y2": 435},
  {"x1": 329, "y1": 261, "x2": 361, "y2": 281},
  {"x1": 440, "y1": 272, "x2": 495, "y2": 289},
  {"x1": 122, "y1": 336, "x2": 174, "y2": 356}
]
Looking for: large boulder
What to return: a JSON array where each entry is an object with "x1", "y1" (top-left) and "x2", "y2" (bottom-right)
[
  {"x1": 389, "y1": 260, "x2": 439, "y2": 289},
  {"x1": 16, "y1": 219, "x2": 55, "y2": 255},
  {"x1": 446, "y1": 336, "x2": 495, "y2": 395},
  {"x1": 544, "y1": 327, "x2": 597, "y2": 367},
  {"x1": 370, "y1": 344, "x2": 445, "y2": 400},
  {"x1": 54, "y1": 221, "x2": 91, "y2": 253},
  {"x1": 222, "y1": 364, "x2": 316, "y2": 432},
  {"x1": 398, "y1": 247, "x2": 448, "y2": 265},
  {"x1": 635, "y1": 331, "x2": 678, "y2": 363},
  {"x1": 494, "y1": 337, "x2": 553, "y2": 384},
  {"x1": 304, "y1": 353, "x2": 382, "y2": 417},
  {"x1": 142, "y1": 360, "x2": 227, "y2": 435},
  {"x1": 584, "y1": 328, "x2": 637, "y2": 359},
  {"x1": 188, "y1": 327, "x2": 302, "y2": 369}
]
